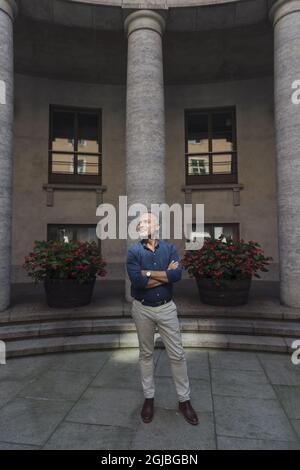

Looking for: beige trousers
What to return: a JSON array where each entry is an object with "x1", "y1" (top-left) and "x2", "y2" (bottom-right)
[{"x1": 131, "y1": 298, "x2": 191, "y2": 402}]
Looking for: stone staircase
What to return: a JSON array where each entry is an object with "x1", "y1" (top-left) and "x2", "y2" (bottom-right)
[{"x1": 0, "y1": 280, "x2": 299, "y2": 358}]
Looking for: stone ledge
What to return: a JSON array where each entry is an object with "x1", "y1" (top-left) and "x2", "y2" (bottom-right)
[
  {"x1": 4, "y1": 331, "x2": 290, "y2": 358},
  {"x1": 2, "y1": 317, "x2": 300, "y2": 341}
]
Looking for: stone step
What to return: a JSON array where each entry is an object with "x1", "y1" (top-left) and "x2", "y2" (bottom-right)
[
  {"x1": 2, "y1": 303, "x2": 300, "y2": 326},
  {"x1": 3, "y1": 331, "x2": 294, "y2": 358},
  {"x1": 1, "y1": 317, "x2": 300, "y2": 342}
]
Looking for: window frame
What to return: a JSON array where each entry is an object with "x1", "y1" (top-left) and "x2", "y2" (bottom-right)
[
  {"x1": 186, "y1": 222, "x2": 240, "y2": 242},
  {"x1": 47, "y1": 223, "x2": 101, "y2": 251},
  {"x1": 184, "y1": 106, "x2": 238, "y2": 185},
  {"x1": 204, "y1": 223, "x2": 240, "y2": 240},
  {"x1": 48, "y1": 104, "x2": 102, "y2": 185}
]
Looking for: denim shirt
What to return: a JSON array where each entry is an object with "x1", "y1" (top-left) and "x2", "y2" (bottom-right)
[{"x1": 126, "y1": 239, "x2": 182, "y2": 302}]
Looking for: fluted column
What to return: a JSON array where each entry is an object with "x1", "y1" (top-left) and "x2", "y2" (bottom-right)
[
  {"x1": 0, "y1": 0, "x2": 17, "y2": 311},
  {"x1": 124, "y1": 10, "x2": 166, "y2": 301},
  {"x1": 269, "y1": 0, "x2": 300, "y2": 307}
]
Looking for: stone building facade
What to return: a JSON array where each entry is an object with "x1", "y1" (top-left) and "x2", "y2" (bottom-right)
[{"x1": 0, "y1": 0, "x2": 300, "y2": 309}]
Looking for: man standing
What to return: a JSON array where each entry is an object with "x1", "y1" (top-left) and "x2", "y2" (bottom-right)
[{"x1": 126, "y1": 212, "x2": 198, "y2": 425}]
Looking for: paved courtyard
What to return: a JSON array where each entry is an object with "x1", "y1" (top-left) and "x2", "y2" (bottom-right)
[{"x1": 0, "y1": 347, "x2": 300, "y2": 450}]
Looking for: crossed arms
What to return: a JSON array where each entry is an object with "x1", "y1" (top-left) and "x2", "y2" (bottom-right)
[
  {"x1": 141, "y1": 261, "x2": 179, "y2": 288},
  {"x1": 126, "y1": 244, "x2": 182, "y2": 290}
]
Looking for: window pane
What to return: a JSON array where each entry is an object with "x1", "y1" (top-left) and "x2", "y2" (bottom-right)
[
  {"x1": 212, "y1": 112, "x2": 234, "y2": 152},
  {"x1": 77, "y1": 155, "x2": 99, "y2": 175},
  {"x1": 48, "y1": 225, "x2": 98, "y2": 244},
  {"x1": 78, "y1": 113, "x2": 99, "y2": 154},
  {"x1": 51, "y1": 153, "x2": 74, "y2": 174},
  {"x1": 76, "y1": 226, "x2": 98, "y2": 243},
  {"x1": 212, "y1": 154, "x2": 232, "y2": 174},
  {"x1": 187, "y1": 113, "x2": 209, "y2": 153},
  {"x1": 203, "y1": 224, "x2": 212, "y2": 238},
  {"x1": 186, "y1": 223, "x2": 238, "y2": 243},
  {"x1": 52, "y1": 111, "x2": 75, "y2": 151},
  {"x1": 188, "y1": 156, "x2": 209, "y2": 175},
  {"x1": 214, "y1": 225, "x2": 235, "y2": 241},
  {"x1": 48, "y1": 226, "x2": 75, "y2": 243}
]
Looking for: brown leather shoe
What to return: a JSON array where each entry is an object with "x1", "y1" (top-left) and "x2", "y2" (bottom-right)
[
  {"x1": 141, "y1": 397, "x2": 154, "y2": 423},
  {"x1": 178, "y1": 400, "x2": 199, "y2": 425}
]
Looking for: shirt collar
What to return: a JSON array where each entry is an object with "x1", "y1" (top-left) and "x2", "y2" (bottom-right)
[{"x1": 140, "y1": 238, "x2": 160, "y2": 250}]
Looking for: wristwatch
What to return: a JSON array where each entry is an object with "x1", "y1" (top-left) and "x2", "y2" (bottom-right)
[{"x1": 146, "y1": 271, "x2": 152, "y2": 278}]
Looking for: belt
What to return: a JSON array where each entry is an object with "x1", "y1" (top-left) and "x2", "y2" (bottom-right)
[{"x1": 135, "y1": 298, "x2": 172, "y2": 307}]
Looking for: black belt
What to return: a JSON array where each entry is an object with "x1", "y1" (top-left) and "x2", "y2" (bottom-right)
[{"x1": 135, "y1": 298, "x2": 172, "y2": 307}]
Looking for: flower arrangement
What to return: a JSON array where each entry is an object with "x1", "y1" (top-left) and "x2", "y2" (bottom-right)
[
  {"x1": 23, "y1": 240, "x2": 107, "y2": 284},
  {"x1": 181, "y1": 235, "x2": 273, "y2": 287}
]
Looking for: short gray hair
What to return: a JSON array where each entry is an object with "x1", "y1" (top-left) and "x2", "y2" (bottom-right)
[{"x1": 138, "y1": 211, "x2": 160, "y2": 225}]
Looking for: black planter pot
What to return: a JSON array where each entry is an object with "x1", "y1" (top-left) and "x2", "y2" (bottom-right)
[
  {"x1": 195, "y1": 276, "x2": 252, "y2": 306},
  {"x1": 44, "y1": 277, "x2": 96, "y2": 308}
]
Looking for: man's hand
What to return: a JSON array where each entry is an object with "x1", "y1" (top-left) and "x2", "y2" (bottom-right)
[
  {"x1": 141, "y1": 261, "x2": 178, "y2": 278},
  {"x1": 144, "y1": 278, "x2": 164, "y2": 288},
  {"x1": 168, "y1": 260, "x2": 179, "y2": 270}
]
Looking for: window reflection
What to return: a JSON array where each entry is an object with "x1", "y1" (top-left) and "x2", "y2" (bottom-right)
[
  {"x1": 51, "y1": 153, "x2": 74, "y2": 174},
  {"x1": 185, "y1": 223, "x2": 239, "y2": 243},
  {"x1": 188, "y1": 156, "x2": 209, "y2": 175},
  {"x1": 185, "y1": 108, "x2": 237, "y2": 184},
  {"x1": 48, "y1": 225, "x2": 99, "y2": 245},
  {"x1": 187, "y1": 113, "x2": 209, "y2": 153},
  {"x1": 212, "y1": 154, "x2": 232, "y2": 174},
  {"x1": 77, "y1": 155, "x2": 99, "y2": 175},
  {"x1": 78, "y1": 113, "x2": 99, "y2": 154},
  {"x1": 49, "y1": 107, "x2": 101, "y2": 183},
  {"x1": 212, "y1": 112, "x2": 234, "y2": 153},
  {"x1": 52, "y1": 111, "x2": 75, "y2": 152}
]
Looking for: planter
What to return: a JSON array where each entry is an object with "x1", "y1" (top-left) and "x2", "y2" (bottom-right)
[
  {"x1": 44, "y1": 277, "x2": 96, "y2": 308},
  {"x1": 195, "y1": 276, "x2": 252, "y2": 306}
]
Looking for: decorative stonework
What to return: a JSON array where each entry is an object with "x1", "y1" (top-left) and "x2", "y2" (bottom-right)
[
  {"x1": 42, "y1": 184, "x2": 107, "y2": 208},
  {"x1": 0, "y1": 0, "x2": 18, "y2": 20},
  {"x1": 269, "y1": 0, "x2": 300, "y2": 27},
  {"x1": 124, "y1": 9, "x2": 166, "y2": 37}
]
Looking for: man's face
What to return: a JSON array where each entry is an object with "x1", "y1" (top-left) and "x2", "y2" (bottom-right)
[{"x1": 137, "y1": 213, "x2": 159, "y2": 239}]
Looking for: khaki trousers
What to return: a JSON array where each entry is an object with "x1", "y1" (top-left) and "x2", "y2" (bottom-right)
[{"x1": 131, "y1": 298, "x2": 191, "y2": 402}]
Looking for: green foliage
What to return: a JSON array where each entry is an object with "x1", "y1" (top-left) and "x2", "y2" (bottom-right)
[
  {"x1": 23, "y1": 240, "x2": 107, "y2": 284},
  {"x1": 181, "y1": 235, "x2": 273, "y2": 287}
]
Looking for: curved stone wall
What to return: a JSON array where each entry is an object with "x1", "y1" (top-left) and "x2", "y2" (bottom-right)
[
  {"x1": 69, "y1": 0, "x2": 249, "y2": 7},
  {"x1": 16, "y1": 0, "x2": 275, "y2": 31}
]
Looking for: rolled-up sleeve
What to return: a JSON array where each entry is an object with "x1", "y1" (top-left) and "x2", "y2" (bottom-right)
[
  {"x1": 166, "y1": 244, "x2": 183, "y2": 283},
  {"x1": 126, "y1": 248, "x2": 149, "y2": 289}
]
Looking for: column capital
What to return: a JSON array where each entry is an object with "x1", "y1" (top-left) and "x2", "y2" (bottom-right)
[
  {"x1": 269, "y1": 0, "x2": 300, "y2": 27},
  {"x1": 0, "y1": 0, "x2": 18, "y2": 20},
  {"x1": 124, "y1": 9, "x2": 166, "y2": 38}
]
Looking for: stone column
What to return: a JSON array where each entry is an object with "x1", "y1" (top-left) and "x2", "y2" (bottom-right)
[
  {"x1": 269, "y1": 0, "x2": 300, "y2": 307},
  {"x1": 0, "y1": 0, "x2": 17, "y2": 311},
  {"x1": 124, "y1": 10, "x2": 166, "y2": 301}
]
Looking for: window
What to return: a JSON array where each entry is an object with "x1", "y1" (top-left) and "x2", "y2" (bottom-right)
[
  {"x1": 186, "y1": 223, "x2": 239, "y2": 243},
  {"x1": 47, "y1": 224, "x2": 100, "y2": 249},
  {"x1": 49, "y1": 105, "x2": 102, "y2": 184},
  {"x1": 185, "y1": 107, "x2": 237, "y2": 185}
]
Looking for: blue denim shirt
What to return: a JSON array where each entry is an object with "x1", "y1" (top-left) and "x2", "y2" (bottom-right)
[{"x1": 126, "y1": 239, "x2": 182, "y2": 302}]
